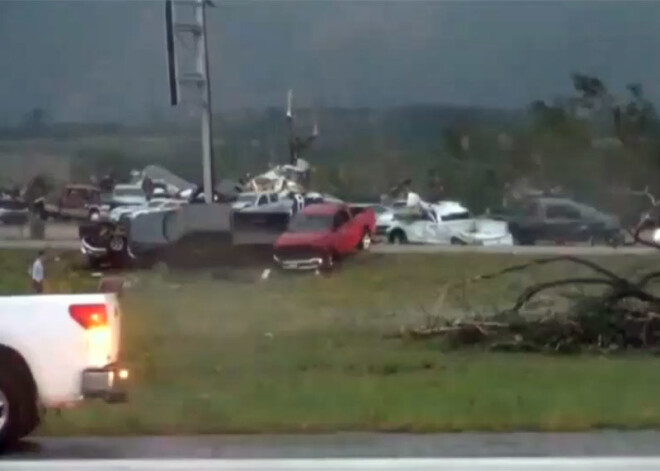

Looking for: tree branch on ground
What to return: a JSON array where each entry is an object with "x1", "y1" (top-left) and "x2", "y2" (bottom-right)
[{"x1": 394, "y1": 206, "x2": 660, "y2": 352}]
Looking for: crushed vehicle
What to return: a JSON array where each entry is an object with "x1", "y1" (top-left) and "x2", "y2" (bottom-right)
[
  {"x1": 80, "y1": 219, "x2": 133, "y2": 269},
  {"x1": 81, "y1": 203, "x2": 233, "y2": 269},
  {"x1": 36, "y1": 184, "x2": 102, "y2": 221},
  {"x1": 80, "y1": 198, "x2": 184, "y2": 268},
  {"x1": 0, "y1": 292, "x2": 129, "y2": 448},
  {"x1": 501, "y1": 196, "x2": 624, "y2": 246},
  {"x1": 79, "y1": 181, "x2": 237, "y2": 269},
  {"x1": 273, "y1": 202, "x2": 376, "y2": 271},
  {"x1": 386, "y1": 200, "x2": 514, "y2": 246}
]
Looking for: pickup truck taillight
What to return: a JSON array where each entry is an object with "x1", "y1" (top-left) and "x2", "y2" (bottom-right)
[{"x1": 69, "y1": 304, "x2": 108, "y2": 329}]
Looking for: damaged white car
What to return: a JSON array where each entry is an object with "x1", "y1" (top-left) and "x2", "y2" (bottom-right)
[{"x1": 386, "y1": 201, "x2": 514, "y2": 246}]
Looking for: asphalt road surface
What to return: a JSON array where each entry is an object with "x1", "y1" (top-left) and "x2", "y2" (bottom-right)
[
  {"x1": 6, "y1": 432, "x2": 660, "y2": 459},
  {"x1": 0, "y1": 239, "x2": 80, "y2": 250},
  {"x1": 0, "y1": 223, "x2": 78, "y2": 241},
  {"x1": 373, "y1": 244, "x2": 658, "y2": 256},
  {"x1": 5, "y1": 457, "x2": 660, "y2": 471}
]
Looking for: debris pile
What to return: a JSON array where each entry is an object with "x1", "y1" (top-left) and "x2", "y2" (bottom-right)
[
  {"x1": 243, "y1": 159, "x2": 309, "y2": 194},
  {"x1": 398, "y1": 307, "x2": 660, "y2": 353},
  {"x1": 394, "y1": 248, "x2": 660, "y2": 353}
]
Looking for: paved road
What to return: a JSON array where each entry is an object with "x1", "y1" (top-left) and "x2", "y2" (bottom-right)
[
  {"x1": 0, "y1": 223, "x2": 78, "y2": 241},
  {"x1": 6, "y1": 432, "x2": 660, "y2": 459},
  {"x1": 0, "y1": 239, "x2": 79, "y2": 250},
  {"x1": 372, "y1": 244, "x2": 658, "y2": 256},
  {"x1": 5, "y1": 457, "x2": 660, "y2": 471}
]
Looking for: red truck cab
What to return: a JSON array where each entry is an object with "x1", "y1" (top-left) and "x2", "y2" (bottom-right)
[{"x1": 273, "y1": 203, "x2": 376, "y2": 270}]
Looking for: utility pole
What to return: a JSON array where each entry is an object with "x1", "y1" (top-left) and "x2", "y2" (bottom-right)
[
  {"x1": 166, "y1": 0, "x2": 216, "y2": 204},
  {"x1": 286, "y1": 89, "x2": 319, "y2": 167}
]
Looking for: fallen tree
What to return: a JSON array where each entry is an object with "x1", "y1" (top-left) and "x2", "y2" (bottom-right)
[{"x1": 393, "y1": 221, "x2": 660, "y2": 353}]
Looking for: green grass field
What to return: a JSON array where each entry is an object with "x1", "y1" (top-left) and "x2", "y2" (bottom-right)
[{"x1": 5, "y1": 249, "x2": 660, "y2": 434}]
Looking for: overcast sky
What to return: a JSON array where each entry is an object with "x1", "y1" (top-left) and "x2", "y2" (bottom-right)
[{"x1": 1, "y1": 1, "x2": 660, "y2": 124}]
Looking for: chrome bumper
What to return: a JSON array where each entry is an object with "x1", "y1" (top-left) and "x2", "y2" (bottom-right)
[
  {"x1": 81, "y1": 364, "x2": 129, "y2": 403},
  {"x1": 80, "y1": 238, "x2": 108, "y2": 257},
  {"x1": 274, "y1": 255, "x2": 323, "y2": 271}
]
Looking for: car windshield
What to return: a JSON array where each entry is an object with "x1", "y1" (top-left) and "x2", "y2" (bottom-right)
[{"x1": 287, "y1": 213, "x2": 333, "y2": 232}]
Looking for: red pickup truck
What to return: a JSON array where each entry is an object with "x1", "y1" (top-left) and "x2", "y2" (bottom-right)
[{"x1": 273, "y1": 203, "x2": 376, "y2": 270}]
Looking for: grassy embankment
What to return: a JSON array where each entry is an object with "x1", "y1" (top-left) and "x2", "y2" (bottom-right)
[{"x1": 3, "y1": 249, "x2": 660, "y2": 434}]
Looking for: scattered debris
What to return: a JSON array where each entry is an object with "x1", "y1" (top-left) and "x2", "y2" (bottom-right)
[{"x1": 244, "y1": 159, "x2": 309, "y2": 194}]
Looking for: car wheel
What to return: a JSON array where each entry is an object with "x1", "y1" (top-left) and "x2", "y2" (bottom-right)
[
  {"x1": 109, "y1": 236, "x2": 125, "y2": 253},
  {"x1": 389, "y1": 230, "x2": 407, "y2": 244},
  {"x1": 450, "y1": 237, "x2": 467, "y2": 246},
  {"x1": 0, "y1": 364, "x2": 33, "y2": 450},
  {"x1": 358, "y1": 230, "x2": 372, "y2": 250}
]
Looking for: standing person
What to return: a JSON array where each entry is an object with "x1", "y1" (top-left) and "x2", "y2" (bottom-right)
[
  {"x1": 29, "y1": 250, "x2": 45, "y2": 294},
  {"x1": 295, "y1": 193, "x2": 305, "y2": 213}
]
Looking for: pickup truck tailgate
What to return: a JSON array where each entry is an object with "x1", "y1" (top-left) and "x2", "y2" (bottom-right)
[
  {"x1": 71, "y1": 294, "x2": 122, "y2": 367},
  {"x1": 0, "y1": 293, "x2": 125, "y2": 405}
]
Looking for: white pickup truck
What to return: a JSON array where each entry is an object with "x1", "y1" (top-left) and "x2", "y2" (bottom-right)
[
  {"x1": 0, "y1": 293, "x2": 128, "y2": 449},
  {"x1": 386, "y1": 201, "x2": 514, "y2": 246}
]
